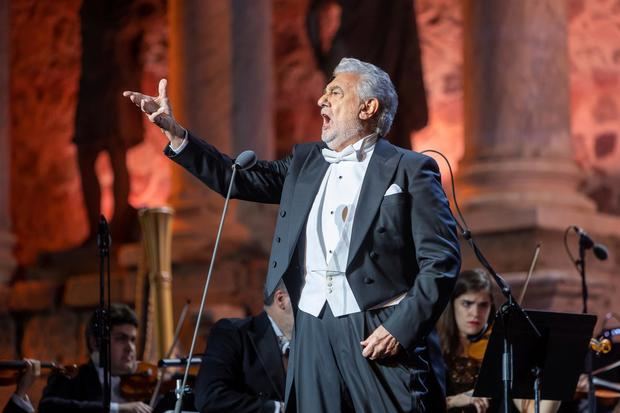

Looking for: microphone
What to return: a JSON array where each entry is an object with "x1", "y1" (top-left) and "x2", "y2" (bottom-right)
[
  {"x1": 97, "y1": 215, "x2": 111, "y2": 250},
  {"x1": 174, "y1": 149, "x2": 255, "y2": 413},
  {"x1": 158, "y1": 357, "x2": 202, "y2": 368},
  {"x1": 234, "y1": 150, "x2": 257, "y2": 170},
  {"x1": 572, "y1": 226, "x2": 608, "y2": 261}
]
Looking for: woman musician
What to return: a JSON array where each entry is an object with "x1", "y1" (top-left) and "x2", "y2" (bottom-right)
[{"x1": 436, "y1": 269, "x2": 560, "y2": 413}]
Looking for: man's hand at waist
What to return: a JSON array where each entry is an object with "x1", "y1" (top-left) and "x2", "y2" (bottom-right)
[{"x1": 360, "y1": 325, "x2": 400, "y2": 360}]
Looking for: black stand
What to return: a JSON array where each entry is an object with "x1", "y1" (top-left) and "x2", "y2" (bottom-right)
[
  {"x1": 461, "y1": 231, "x2": 542, "y2": 413},
  {"x1": 474, "y1": 310, "x2": 596, "y2": 405},
  {"x1": 96, "y1": 216, "x2": 112, "y2": 413},
  {"x1": 174, "y1": 151, "x2": 256, "y2": 413},
  {"x1": 576, "y1": 235, "x2": 597, "y2": 413}
]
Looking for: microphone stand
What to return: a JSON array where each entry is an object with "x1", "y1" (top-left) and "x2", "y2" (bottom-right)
[
  {"x1": 174, "y1": 160, "x2": 246, "y2": 413},
  {"x1": 420, "y1": 149, "x2": 542, "y2": 413},
  {"x1": 461, "y1": 230, "x2": 542, "y2": 413},
  {"x1": 96, "y1": 216, "x2": 112, "y2": 413},
  {"x1": 576, "y1": 234, "x2": 596, "y2": 413}
]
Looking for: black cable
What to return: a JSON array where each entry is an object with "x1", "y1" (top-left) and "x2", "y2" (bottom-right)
[
  {"x1": 420, "y1": 149, "x2": 469, "y2": 235},
  {"x1": 421, "y1": 148, "x2": 541, "y2": 413},
  {"x1": 563, "y1": 226, "x2": 582, "y2": 276}
]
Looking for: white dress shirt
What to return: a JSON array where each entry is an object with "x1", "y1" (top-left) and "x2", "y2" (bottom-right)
[
  {"x1": 92, "y1": 352, "x2": 125, "y2": 413},
  {"x1": 10, "y1": 394, "x2": 35, "y2": 413},
  {"x1": 267, "y1": 315, "x2": 289, "y2": 413},
  {"x1": 298, "y1": 134, "x2": 377, "y2": 317}
]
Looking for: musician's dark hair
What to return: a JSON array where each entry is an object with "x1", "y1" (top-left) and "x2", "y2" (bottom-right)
[
  {"x1": 264, "y1": 279, "x2": 288, "y2": 306},
  {"x1": 85, "y1": 303, "x2": 138, "y2": 353},
  {"x1": 436, "y1": 269, "x2": 495, "y2": 359}
]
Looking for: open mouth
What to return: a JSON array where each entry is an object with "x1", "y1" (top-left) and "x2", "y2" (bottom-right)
[{"x1": 321, "y1": 113, "x2": 331, "y2": 128}]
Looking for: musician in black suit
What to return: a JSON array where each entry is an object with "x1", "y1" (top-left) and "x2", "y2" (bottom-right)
[
  {"x1": 38, "y1": 304, "x2": 151, "y2": 413},
  {"x1": 124, "y1": 57, "x2": 460, "y2": 412},
  {"x1": 194, "y1": 280, "x2": 294, "y2": 413}
]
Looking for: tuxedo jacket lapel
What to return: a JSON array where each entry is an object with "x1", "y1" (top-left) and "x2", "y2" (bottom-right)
[
  {"x1": 347, "y1": 139, "x2": 401, "y2": 270},
  {"x1": 248, "y1": 312, "x2": 285, "y2": 400},
  {"x1": 286, "y1": 145, "x2": 329, "y2": 258}
]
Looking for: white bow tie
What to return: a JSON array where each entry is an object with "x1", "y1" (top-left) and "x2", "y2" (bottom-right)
[{"x1": 321, "y1": 146, "x2": 363, "y2": 163}]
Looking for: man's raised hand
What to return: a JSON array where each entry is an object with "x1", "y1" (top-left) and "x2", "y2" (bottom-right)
[{"x1": 123, "y1": 79, "x2": 185, "y2": 146}]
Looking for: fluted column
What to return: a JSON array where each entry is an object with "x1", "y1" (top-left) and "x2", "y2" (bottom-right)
[
  {"x1": 0, "y1": 0, "x2": 15, "y2": 282},
  {"x1": 167, "y1": 0, "x2": 249, "y2": 261},
  {"x1": 459, "y1": 0, "x2": 594, "y2": 212},
  {"x1": 457, "y1": 0, "x2": 620, "y2": 319},
  {"x1": 231, "y1": 0, "x2": 277, "y2": 252},
  {"x1": 231, "y1": 0, "x2": 274, "y2": 160}
]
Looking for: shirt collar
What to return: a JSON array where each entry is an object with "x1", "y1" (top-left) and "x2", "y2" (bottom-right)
[
  {"x1": 322, "y1": 132, "x2": 377, "y2": 164},
  {"x1": 267, "y1": 314, "x2": 290, "y2": 355},
  {"x1": 351, "y1": 132, "x2": 378, "y2": 152}
]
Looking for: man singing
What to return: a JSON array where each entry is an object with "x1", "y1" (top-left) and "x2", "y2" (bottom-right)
[{"x1": 124, "y1": 57, "x2": 460, "y2": 412}]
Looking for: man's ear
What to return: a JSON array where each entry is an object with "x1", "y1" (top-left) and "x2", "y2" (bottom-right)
[
  {"x1": 359, "y1": 98, "x2": 379, "y2": 120},
  {"x1": 88, "y1": 335, "x2": 98, "y2": 353},
  {"x1": 275, "y1": 290, "x2": 288, "y2": 310}
]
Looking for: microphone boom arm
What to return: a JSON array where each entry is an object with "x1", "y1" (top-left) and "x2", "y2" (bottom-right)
[{"x1": 174, "y1": 162, "x2": 244, "y2": 413}]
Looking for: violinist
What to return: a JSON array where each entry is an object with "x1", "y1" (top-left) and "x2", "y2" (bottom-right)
[
  {"x1": 436, "y1": 269, "x2": 560, "y2": 413},
  {"x1": 558, "y1": 316, "x2": 620, "y2": 413},
  {"x1": 2, "y1": 359, "x2": 40, "y2": 413},
  {"x1": 38, "y1": 303, "x2": 152, "y2": 413}
]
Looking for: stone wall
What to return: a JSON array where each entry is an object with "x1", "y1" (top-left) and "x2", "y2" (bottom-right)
[
  {"x1": 3, "y1": 0, "x2": 620, "y2": 407},
  {"x1": 9, "y1": 0, "x2": 169, "y2": 265},
  {"x1": 413, "y1": 0, "x2": 620, "y2": 215},
  {"x1": 8, "y1": 1, "x2": 620, "y2": 270},
  {"x1": 569, "y1": 0, "x2": 620, "y2": 214}
]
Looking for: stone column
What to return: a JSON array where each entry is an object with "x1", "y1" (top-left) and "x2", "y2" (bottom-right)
[
  {"x1": 458, "y1": 0, "x2": 620, "y2": 319},
  {"x1": 164, "y1": 0, "x2": 275, "y2": 322},
  {"x1": 459, "y1": 0, "x2": 594, "y2": 213},
  {"x1": 231, "y1": 0, "x2": 277, "y2": 252},
  {"x1": 231, "y1": 0, "x2": 274, "y2": 160},
  {"x1": 167, "y1": 0, "x2": 249, "y2": 262},
  {"x1": 0, "y1": 0, "x2": 16, "y2": 282}
]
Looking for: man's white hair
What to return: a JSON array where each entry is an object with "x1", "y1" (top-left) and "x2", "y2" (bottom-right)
[{"x1": 333, "y1": 57, "x2": 398, "y2": 136}]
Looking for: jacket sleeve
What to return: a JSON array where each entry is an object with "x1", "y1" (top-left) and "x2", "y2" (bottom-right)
[
  {"x1": 38, "y1": 374, "x2": 103, "y2": 413},
  {"x1": 164, "y1": 132, "x2": 292, "y2": 204},
  {"x1": 194, "y1": 320, "x2": 278, "y2": 413},
  {"x1": 3, "y1": 396, "x2": 33, "y2": 413},
  {"x1": 382, "y1": 156, "x2": 461, "y2": 354}
]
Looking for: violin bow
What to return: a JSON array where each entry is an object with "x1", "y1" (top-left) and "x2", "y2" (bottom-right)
[
  {"x1": 518, "y1": 243, "x2": 541, "y2": 306},
  {"x1": 149, "y1": 300, "x2": 190, "y2": 408},
  {"x1": 593, "y1": 360, "x2": 620, "y2": 376}
]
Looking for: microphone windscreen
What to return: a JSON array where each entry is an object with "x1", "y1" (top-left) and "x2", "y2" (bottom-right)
[
  {"x1": 593, "y1": 244, "x2": 609, "y2": 261},
  {"x1": 234, "y1": 150, "x2": 257, "y2": 170}
]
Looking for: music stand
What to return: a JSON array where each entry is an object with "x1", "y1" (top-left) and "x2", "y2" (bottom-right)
[{"x1": 474, "y1": 310, "x2": 596, "y2": 403}]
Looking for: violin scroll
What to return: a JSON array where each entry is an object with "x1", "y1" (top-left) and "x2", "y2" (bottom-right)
[
  {"x1": 0, "y1": 360, "x2": 78, "y2": 386},
  {"x1": 590, "y1": 337, "x2": 612, "y2": 354}
]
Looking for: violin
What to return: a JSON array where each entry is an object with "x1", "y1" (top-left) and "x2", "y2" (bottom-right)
[
  {"x1": 574, "y1": 377, "x2": 620, "y2": 407},
  {"x1": 466, "y1": 324, "x2": 492, "y2": 363},
  {"x1": 118, "y1": 360, "x2": 199, "y2": 403},
  {"x1": 119, "y1": 361, "x2": 160, "y2": 401},
  {"x1": 0, "y1": 360, "x2": 78, "y2": 386}
]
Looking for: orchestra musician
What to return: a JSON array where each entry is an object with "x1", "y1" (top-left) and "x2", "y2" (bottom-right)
[
  {"x1": 38, "y1": 303, "x2": 152, "y2": 413},
  {"x1": 436, "y1": 269, "x2": 560, "y2": 413},
  {"x1": 2, "y1": 359, "x2": 40, "y2": 413},
  {"x1": 194, "y1": 280, "x2": 294, "y2": 413}
]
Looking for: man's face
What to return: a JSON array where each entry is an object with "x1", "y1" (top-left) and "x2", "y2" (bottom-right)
[
  {"x1": 110, "y1": 324, "x2": 137, "y2": 376},
  {"x1": 317, "y1": 72, "x2": 365, "y2": 150}
]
